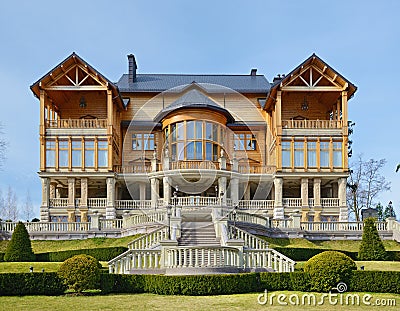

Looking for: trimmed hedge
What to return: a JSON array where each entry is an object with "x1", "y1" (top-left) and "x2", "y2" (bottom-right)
[
  {"x1": 0, "y1": 272, "x2": 66, "y2": 295},
  {"x1": 1, "y1": 271, "x2": 400, "y2": 295},
  {"x1": 273, "y1": 247, "x2": 400, "y2": 262},
  {"x1": 101, "y1": 273, "x2": 260, "y2": 295},
  {"x1": 349, "y1": 271, "x2": 400, "y2": 294},
  {"x1": 35, "y1": 247, "x2": 128, "y2": 262}
]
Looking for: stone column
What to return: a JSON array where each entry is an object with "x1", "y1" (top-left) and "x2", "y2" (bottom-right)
[
  {"x1": 67, "y1": 178, "x2": 76, "y2": 224},
  {"x1": 244, "y1": 184, "x2": 251, "y2": 200},
  {"x1": 163, "y1": 176, "x2": 171, "y2": 205},
  {"x1": 230, "y1": 177, "x2": 239, "y2": 206},
  {"x1": 313, "y1": 178, "x2": 321, "y2": 208},
  {"x1": 232, "y1": 151, "x2": 238, "y2": 172},
  {"x1": 67, "y1": 178, "x2": 76, "y2": 209},
  {"x1": 218, "y1": 176, "x2": 227, "y2": 205},
  {"x1": 301, "y1": 178, "x2": 309, "y2": 207},
  {"x1": 139, "y1": 183, "x2": 147, "y2": 201},
  {"x1": 49, "y1": 182, "x2": 57, "y2": 199},
  {"x1": 106, "y1": 177, "x2": 116, "y2": 219},
  {"x1": 40, "y1": 177, "x2": 50, "y2": 222},
  {"x1": 79, "y1": 178, "x2": 89, "y2": 222},
  {"x1": 80, "y1": 178, "x2": 88, "y2": 208},
  {"x1": 273, "y1": 177, "x2": 284, "y2": 219},
  {"x1": 338, "y1": 177, "x2": 348, "y2": 221},
  {"x1": 219, "y1": 149, "x2": 226, "y2": 170},
  {"x1": 151, "y1": 178, "x2": 160, "y2": 208}
]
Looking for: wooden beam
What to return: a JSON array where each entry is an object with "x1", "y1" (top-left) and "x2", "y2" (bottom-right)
[
  {"x1": 44, "y1": 86, "x2": 107, "y2": 91},
  {"x1": 281, "y1": 86, "x2": 342, "y2": 91}
]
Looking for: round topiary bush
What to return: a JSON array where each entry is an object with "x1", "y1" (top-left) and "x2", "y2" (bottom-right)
[
  {"x1": 303, "y1": 251, "x2": 357, "y2": 292},
  {"x1": 57, "y1": 254, "x2": 102, "y2": 293},
  {"x1": 4, "y1": 222, "x2": 35, "y2": 262}
]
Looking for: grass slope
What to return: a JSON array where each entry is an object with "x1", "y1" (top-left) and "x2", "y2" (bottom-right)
[
  {"x1": 0, "y1": 235, "x2": 140, "y2": 253},
  {"x1": 259, "y1": 237, "x2": 400, "y2": 252},
  {"x1": 0, "y1": 293, "x2": 398, "y2": 311},
  {"x1": 0, "y1": 261, "x2": 108, "y2": 273}
]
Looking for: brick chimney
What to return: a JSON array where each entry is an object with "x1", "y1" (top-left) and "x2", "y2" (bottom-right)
[{"x1": 127, "y1": 54, "x2": 137, "y2": 83}]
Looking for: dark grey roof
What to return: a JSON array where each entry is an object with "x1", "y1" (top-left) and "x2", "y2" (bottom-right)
[
  {"x1": 116, "y1": 74, "x2": 270, "y2": 93},
  {"x1": 154, "y1": 89, "x2": 235, "y2": 123}
]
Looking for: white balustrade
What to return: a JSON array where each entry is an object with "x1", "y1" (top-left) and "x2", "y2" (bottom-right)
[
  {"x1": 283, "y1": 198, "x2": 302, "y2": 207},
  {"x1": 0, "y1": 221, "x2": 91, "y2": 232},
  {"x1": 301, "y1": 221, "x2": 387, "y2": 231},
  {"x1": 100, "y1": 219, "x2": 123, "y2": 230},
  {"x1": 128, "y1": 226, "x2": 169, "y2": 250},
  {"x1": 271, "y1": 219, "x2": 293, "y2": 229},
  {"x1": 321, "y1": 198, "x2": 340, "y2": 207},
  {"x1": 108, "y1": 249, "x2": 162, "y2": 273},
  {"x1": 238, "y1": 200, "x2": 274, "y2": 210},
  {"x1": 229, "y1": 226, "x2": 268, "y2": 249},
  {"x1": 88, "y1": 198, "x2": 107, "y2": 207},
  {"x1": 164, "y1": 246, "x2": 239, "y2": 268},
  {"x1": 125, "y1": 211, "x2": 166, "y2": 227},
  {"x1": 229, "y1": 211, "x2": 269, "y2": 226},
  {"x1": 115, "y1": 200, "x2": 152, "y2": 209},
  {"x1": 49, "y1": 198, "x2": 68, "y2": 207}
]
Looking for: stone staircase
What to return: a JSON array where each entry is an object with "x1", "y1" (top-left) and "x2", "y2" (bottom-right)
[{"x1": 179, "y1": 211, "x2": 220, "y2": 246}]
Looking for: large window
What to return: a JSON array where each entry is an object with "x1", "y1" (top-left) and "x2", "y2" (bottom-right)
[
  {"x1": 320, "y1": 142, "x2": 329, "y2": 167},
  {"x1": 58, "y1": 140, "x2": 69, "y2": 168},
  {"x1": 72, "y1": 140, "x2": 82, "y2": 167},
  {"x1": 294, "y1": 142, "x2": 304, "y2": 167},
  {"x1": 307, "y1": 141, "x2": 317, "y2": 167},
  {"x1": 234, "y1": 133, "x2": 257, "y2": 151},
  {"x1": 85, "y1": 140, "x2": 95, "y2": 167},
  {"x1": 333, "y1": 141, "x2": 342, "y2": 167},
  {"x1": 132, "y1": 133, "x2": 155, "y2": 150},
  {"x1": 282, "y1": 141, "x2": 291, "y2": 167},
  {"x1": 98, "y1": 140, "x2": 108, "y2": 167},
  {"x1": 168, "y1": 120, "x2": 224, "y2": 161},
  {"x1": 46, "y1": 140, "x2": 56, "y2": 167}
]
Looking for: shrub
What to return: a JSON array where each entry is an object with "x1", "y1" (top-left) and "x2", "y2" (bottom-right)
[
  {"x1": 0, "y1": 273, "x2": 66, "y2": 295},
  {"x1": 304, "y1": 251, "x2": 357, "y2": 292},
  {"x1": 35, "y1": 247, "x2": 128, "y2": 262},
  {"x1": 4, "y1": 222, "x2": 35, "y2": 262},
  {"x1": 358, "y1": 218, "x2": 387, "y2": 261},
  {"x1": 0, "y1": 252, "x2": 4, "y2": 262},
  {"x1": 57, "y1": 254, "x2": 102, "y2": 293}
]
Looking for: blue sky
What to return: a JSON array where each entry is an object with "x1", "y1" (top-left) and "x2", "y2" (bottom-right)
[{"x1": 0, "y1": 0, "x2": 399, "y2": 218}]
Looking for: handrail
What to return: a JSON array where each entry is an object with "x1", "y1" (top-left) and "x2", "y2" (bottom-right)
[
  {"x1": 128, "y1": 226, "x2": 168, "y2": 250},
  {"x1": 228, "y1": 225, "x2": 268, "y2": 249},
  {"x1": 46, "y1": 119, "x2": 108, "y2": 129},
  {"x1": 301, "y1": 221, "x2": 388, "y2": 231},
  {"x1": 282, "y1": 119, "x2": 343, "y2": 129}
]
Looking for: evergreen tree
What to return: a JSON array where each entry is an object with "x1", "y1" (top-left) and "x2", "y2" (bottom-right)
[
  {"x1": 4, "y1": 222, "x2": 35, "y2": 262},
  {"x1": 384, "y1": 201, "x2": 396, "y2": 219},
  {"x1": 376, "y1": 202, "x2": 384, "y2": 221},
  {"x1": 358, "y1": 217, "x2": 387, "y2": 261}
]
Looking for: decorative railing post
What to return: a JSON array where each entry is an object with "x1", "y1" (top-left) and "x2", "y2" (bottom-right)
[{"x1": 90, "y1": 210, "x2": 101, "y2": 230}]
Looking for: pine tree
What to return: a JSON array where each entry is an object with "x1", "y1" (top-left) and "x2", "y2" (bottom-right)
[
  {"x1": 4, "y1": 222, "x2": 35, "y2": 262},
  {"x1": 384, "y1": 201, "x2": 396, "y2": 219},
  {"x1": 358, "y1": 217, "x2": 387, "y2": 261}
]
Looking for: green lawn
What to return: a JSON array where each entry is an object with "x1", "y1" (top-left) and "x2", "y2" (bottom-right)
[
  {"x1": 0, "y1": 261, "x2": 108, "y2": 273},
  {"x1": 260, "y1": 237, "x2": 400, "y2": 252},
  {"x1": 0, "y1": 235, "x2": 140, "y2": 253},
  {"x1": 0, "y1": 292, "x2": 398, "y2": 311}
]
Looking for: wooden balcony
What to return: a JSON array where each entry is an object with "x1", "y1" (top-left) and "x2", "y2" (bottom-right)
[
  {"x1": 46, "y1": 119, "x2": 107, "y2": 129},
  {"x1": 282, "y1": 119, "x2": 342, "y2": 129},
  {"x1": 170, "y1": 160, "x2": 220, "y2": 170}
]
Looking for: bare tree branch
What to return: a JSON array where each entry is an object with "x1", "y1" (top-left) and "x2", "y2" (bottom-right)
[{"x1": 347, "y1": 155, "x2": 391, "y2": 221}]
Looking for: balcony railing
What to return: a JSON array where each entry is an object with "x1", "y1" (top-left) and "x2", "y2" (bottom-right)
[
  {"x1": 170, "y1": 161, "x2": 220, "y2": 170},
  {"x1": 115, "y1": 200, "x2": 152, "y2": 209},
  {"x1": 283, "y1": 198, "x2": 302, "y2": 207},
  {"x1": 46, "y1": 119, "x2": 108, "y2": 129},
  {"x1": 282, "y1": 119, "x2": 343, "y2": 129},
  {"x1": 114, "y1": 164, "x2": 151, "y2": 174}
]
